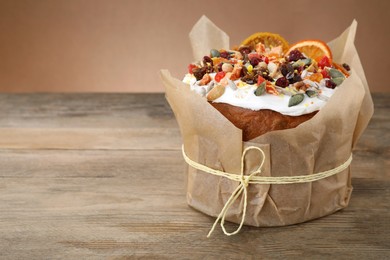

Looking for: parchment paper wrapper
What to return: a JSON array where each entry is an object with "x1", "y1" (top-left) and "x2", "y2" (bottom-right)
[{"x1": 160, "y1": 16, "x2": 373, "y2": 227}]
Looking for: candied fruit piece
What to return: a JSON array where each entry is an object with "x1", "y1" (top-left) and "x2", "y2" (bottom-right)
[
  {"x1": 188, "y1": 64, "x2": 197, "y2": 74},
  {"x1": 214, "y1": 71, "x2": 226, "y2": 82},
  {"x1": 318, "y1": 56, "x2": 331, "y2": 69}
]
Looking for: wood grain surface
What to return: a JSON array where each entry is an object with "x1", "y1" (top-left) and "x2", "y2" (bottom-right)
[{"x1": 0, "y1": 93, "x2": 388, "y2": 259}]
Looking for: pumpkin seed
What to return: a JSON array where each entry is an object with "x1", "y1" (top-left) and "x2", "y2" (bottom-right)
[
  {"x1": 288, "y1": 93, "x2": 304, "y2": 107},
  {"x1": 293, "y1": 58, "x2": 311, "y2": 68},
  {"x1": 306, "y1": 90, "x2": 318, "y2": 98},
  {"x1": 210, "y1": 49, "x2": 220, "y2": 58},
  {"x1": 328, "y1": 68, "x2": 345, "y2": 79},
  {"x1": 254, "y1": 81, "x2": 266, "y2": 96},
  {"x1": 332, "y1": 77, "x2": 345, "y2": 86}
]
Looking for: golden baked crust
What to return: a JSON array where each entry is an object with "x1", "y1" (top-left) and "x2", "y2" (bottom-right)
[{"x1": 210, "y1": 102, "x2": 317, "y2": 141}]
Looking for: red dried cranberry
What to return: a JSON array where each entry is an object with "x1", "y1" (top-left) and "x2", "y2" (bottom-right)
[
  {"x1": 288, "y1": 50, "x2": 305, "y2": 61},
  {"x1": 321, "y1": 69, "x2": 330, "y2": 79},
  {"x1": 217, "y1": 63, "x2": 223, "y2": 72},
  {"x1": 239, "y1": 45, "x2": 251, "y2": 55},
  {"x1": 203, "y1": 56, "x2": 213, "y2": 65},
  {"x1": 342, "y1": 63, "x2": 351, "y2": 71},
  {"x1": 250, "y1": 57, "x2": 261, "y2": 66},
  {"x1": 325, "y1": 79, "x2": 337, "y2": 89},
  {"x1": 275, "y1": 77, "x2": 289, "y2": 87},
  {"x1": 193, "y1": 67, "x2": 207, "y2": 81},
  {"x1": 220, "y1": 51, "x2": 230, "y2": 59}
]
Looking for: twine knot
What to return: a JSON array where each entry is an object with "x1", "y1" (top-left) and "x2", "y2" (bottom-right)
[{"x1": 241, "y1": 176, "x2": 249, "y2": 188}]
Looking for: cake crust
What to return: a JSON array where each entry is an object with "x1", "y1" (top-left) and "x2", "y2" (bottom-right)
[{"x1": 210, "y1": 102, "x2": 317, "y2": 141}]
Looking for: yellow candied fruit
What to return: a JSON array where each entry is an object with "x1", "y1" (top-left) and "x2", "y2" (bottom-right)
[
  {"x1": 247, "y1": 64, "x2": 253, "y2": 73},
  {"x1": 237, "y1": 81, "x2": 247, "y2": 88}
]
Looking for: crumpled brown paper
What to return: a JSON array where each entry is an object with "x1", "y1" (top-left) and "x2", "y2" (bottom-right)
[{"x1": 160, "y1": 16, "x2": 373, "y2": 227}]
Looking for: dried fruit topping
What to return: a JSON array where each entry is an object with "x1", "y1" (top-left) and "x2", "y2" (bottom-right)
[
  {"x1": 320, "y1": 69, "x2": 330, "y2": 79},
  {"x1": 325, "y1": 79, "x2": 337, "y2": 89},
  {"x1": 281, "y1": 63, "x2": 294, "y2": 77},
  {"x1": 293, "y1": 81, "x2": 307, "y2": 92},
  {"x1": 238, "y1": 45, "x2": 252, "y2": 55},
  {"x1": 230, "y1": 64, "x2": 242, "y2": 81},
  {"x1": 217, "y1": 62, "x2": 223, "y2": 72},
  {"x1": 275, "y1": 77, "x2": 289, "y2": 88},
  {"x1": 287, "y1": 40, "x2": 332, "y2": 62},
  {"x1": 308, "y1": 72, "x2": 323, "y2": 83},
  {"x1": 250, "y1": 57, "x2": 261, "y2": 67},
  {"x1": 318, "y1": 55, "x2": 331, "y2": 69},
  {"x1": 186, "y1": 32, "x2": 351, "y2": 108},
  {"x1": 214, "y1": 71, "x2": 226, "y2": 83},
  {"x1": 193, "y1": 67, "x2": 207, "y2": 81},
  {"x1": 342, "y1": 63, "x2": 351, "y2": 71},
  {"x1": 240, "y1": 32, "x2": 289, "y2": 54},
  {"x1": 241, "y1": 74, "x2": 256, "y2": 85},
  {"x1": 199, "y1": 73, "x2": 211, "y2": 86},
  {"x1": 220, "y1": 51, "x2": 230, "y2": 59},
  {"x1": 265, "y1": 82, "x2": 279, "y2": 95},
  {"x1": 188, "y1": 64, "x2": 197, "y2": 74},
  {"x1": 257, "y1": 75, "x2": 266, "y2": 86},
  {"x1": 288, "y1": 50, "x2": 306, "y2": 62},
  {"x1": 203, "y1": 56, "x2": 213, "y2": 65}
]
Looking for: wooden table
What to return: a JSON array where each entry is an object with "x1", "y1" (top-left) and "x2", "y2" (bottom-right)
[{"x1": 0, "y1": 93, "x2": 388, "y2": 259}]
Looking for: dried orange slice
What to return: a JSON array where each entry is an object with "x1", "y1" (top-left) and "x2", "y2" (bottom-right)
[
  {"x1": 286, "y1": 40, "x2": 332, "y2": 61},
  {"x1": 241, "y1": 32, "x2": 289, "y2": 54}
]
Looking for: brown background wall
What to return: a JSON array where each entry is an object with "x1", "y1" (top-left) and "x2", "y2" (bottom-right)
[{"x1": 0, "y1": 0, "x2": 388, "y2": 93}]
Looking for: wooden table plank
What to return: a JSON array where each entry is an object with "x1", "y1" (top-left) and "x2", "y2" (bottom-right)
[
  {"x1": 0, "y1": 128, "x2": 181, "y2": 150},
  {"x1": 0, "y1": 149, "x2": 388, "y2": 259},
  {"x1": 0, "y1": 93, "x2": 388, "y2": 259}
]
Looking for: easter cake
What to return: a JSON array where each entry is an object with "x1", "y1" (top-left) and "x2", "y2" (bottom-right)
[{"x1": 183, "y1": 33, "x2": 350, "y2": 141}]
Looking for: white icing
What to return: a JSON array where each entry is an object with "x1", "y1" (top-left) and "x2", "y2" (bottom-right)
[{"x1": 183, "y1": 69, "x2": 337, "y2": 117}]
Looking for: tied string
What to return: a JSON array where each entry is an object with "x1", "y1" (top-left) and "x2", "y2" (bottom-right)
[
  {"x1": 207, "y1": 146, "x2": 265, "y2": 237},
  {"x1": 181, "y1": 145, "x2": 353, "y2": 237}
]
